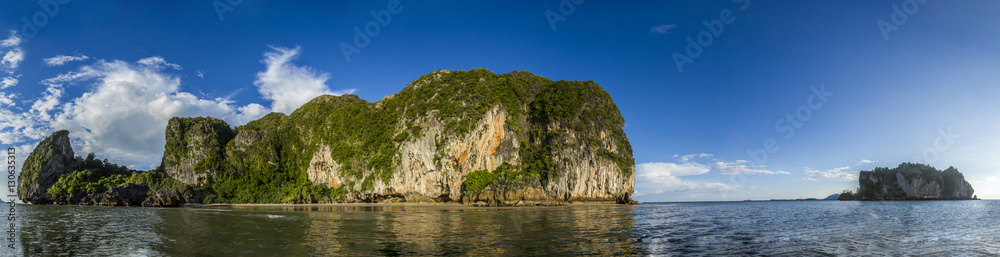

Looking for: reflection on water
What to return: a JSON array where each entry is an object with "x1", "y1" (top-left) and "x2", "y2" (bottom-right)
[
  {"x1": 13, "y1": 201, "x2": 1000, "y2": 256},
  {"x1": 296, "y1": 205, "x2": 636, "y2": 256},
  {"x1": 14, "y1": 204, "x2": 637, "y2": 256}
]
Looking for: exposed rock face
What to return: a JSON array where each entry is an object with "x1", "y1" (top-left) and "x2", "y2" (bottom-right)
[
  {"x1": 853, "y1": 163, "x2": 975, "y2": 200},
  {"x1": 162, "y1": 117, "x2": 235, "y2": 186},
  {"x1": 163, "y1": 69, "x2": 635, "y2": 205},
  {"x1": 17, "y1": 130, "x2": 75, "y2": 204}
]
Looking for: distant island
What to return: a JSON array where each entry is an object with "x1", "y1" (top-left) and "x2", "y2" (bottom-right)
[
  {"x1": 838, "y1": 163, "x2": 977, "y2": 200},
  {"x1": 18, "y1": 69, "x2": 636, "y2": 207}
]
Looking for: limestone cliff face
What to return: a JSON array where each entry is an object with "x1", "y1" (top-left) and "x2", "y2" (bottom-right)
[
  {"x1": 164, "y1": 69, "x2": 634, "y2": 205},
  {"x1": 17, "y1": 130, "x2": 75, "y2": 204},
  {"x1": 854, "y1": 163, "x2": 974, "y2": 200},
  {"x1": 162, "y1": 117, "x2": 235, "y2": 186}
]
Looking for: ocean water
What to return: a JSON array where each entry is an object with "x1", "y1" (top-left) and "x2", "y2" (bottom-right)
[{"x1": 4, "y1": 200, "x2": 998, "y2": 256}]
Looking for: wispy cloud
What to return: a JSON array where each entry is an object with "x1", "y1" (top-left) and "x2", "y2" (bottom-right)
[
  {"x1": 0, "y1": 76, "x2": 16, "y2": 90},
  {"x1": 636, "y1": 153, "x2": 783, "y2": 198},
  {"x1": 254, "y1": 45, "x2": 355, "y2": 114},
  {"x1": 196, "y1": 70, "x2": 204, "y2": 78},
  {"x1": 857, "y1": 159, "x2": 876, "y2": 165},
  {"x1": 43, "y1": 54, "x2": 90, "y2": 67},
  {"x1": 137, "y1": 56, "x2": 181, "y2": 70},
  {"x1": 636, "y1": 162, "x2": 740, "y2": 193},
  {"x1": 804, "y1": 166, "x2": 858, "y2": 181},
  {"x1": 1, "y1": 31, "x2": 24, "y2": 73},
  {"x1": 649, "y1": 24, "x2": 677, "y2": 34}
]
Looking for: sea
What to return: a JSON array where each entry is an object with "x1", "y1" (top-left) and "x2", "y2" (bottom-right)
[{"x1": 3, "y1": 200, "x2": 998, "y2": 256}]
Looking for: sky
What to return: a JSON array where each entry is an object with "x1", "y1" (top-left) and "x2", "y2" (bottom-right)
[{"x1": 1, "y1": 1, "x2": 998, "y2": 202}]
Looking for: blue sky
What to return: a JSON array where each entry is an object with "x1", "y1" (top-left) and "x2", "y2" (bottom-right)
[{"x1": 1, "y1": 1, "x2": 998, "y2": 202}]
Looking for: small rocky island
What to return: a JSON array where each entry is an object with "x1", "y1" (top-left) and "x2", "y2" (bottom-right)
[
  {"x1": 18, "y1": 69, "x2": 636, "y2": 207},
  {"x1": 838, "y1": 163, "x2": 976, "y2": 200}
]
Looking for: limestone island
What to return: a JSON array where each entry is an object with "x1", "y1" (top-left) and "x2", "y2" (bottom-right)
[
  {"x1": 838, "y1": 162, "x2": 977, "y2": 200},
  {"x1": 18, "y1": 69, "x2": 636, "y2": 207}
]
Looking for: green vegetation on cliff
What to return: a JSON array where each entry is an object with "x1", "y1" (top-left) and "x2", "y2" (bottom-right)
[
  {"x1": 38, "y1": 148, "x2": 184, "y2": 199},
  {"x1": 165, "y1": 69, "x2": 633, "y2": 204},
  {"x1": 838, "y1": 162, "x2": 975, "y2": 200}
]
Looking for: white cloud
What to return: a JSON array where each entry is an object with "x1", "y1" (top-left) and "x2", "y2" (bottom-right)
[
  {"x1": 715, "y1": 159, "x2": 790, "y2": 175},
  {"x1": 0, "y1": 33, "x2": 20, "y2": 48},
  {"x1": 1, "y1": 76, "x2": 17, "y2": 89},
  {"x1": 677, "y1": 153, "x2": 711, "y2": 162},
  {"x1": 1, "y1": 31, "x2": 24, "y2": 73},
  {"x1": 137, "y1": 56, "x2": 181, "y2": 70},
  {"x1": 0, "y1": 91, "x2": 15, "y2": 106},
  {"x1": 254, "y1": 45, "x2": 354, "y2": 114},
  {"x1": 635, "y1": 153, "x2": 783, "y2": 198},
  {"x1": 636, "y1": 162, "x2": 740, "y2": 193},
  {"x1": 804, "y1": 166, "x2": 858, "y2": 181},
  {"x1": 857, "y1": 159, "x2": 875, "y2": 165},
  {"x1": 0, "y1": 57, "x2": 266, "y2": 167},
  {"x1": 666, "y1": 153, "x2": 789, "y2": 175},
  {"x1": 650, "y1": 24, "x2": 677, "y2": 34},
  {"x1": 987, "y1": 177, "x2": 996, "y2": 182},
  {"x1": 43, "y1": 54, "x2": 90, "y2": 67},
  {"x1": 2, "y1": 46, "x2": 352, "y2": 169},
  {"x1": 196, "y1": 70, "x2": 204, "y2": 78}
]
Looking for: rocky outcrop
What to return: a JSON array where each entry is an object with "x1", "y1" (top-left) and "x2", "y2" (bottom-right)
[
  {"x1": 163, "y1": 69, "x2": 635, "y2": 205},
  {"x1": 162, "y1": 117, "x2": 235, "y2": 186},
  {"x1": 18, "y1": 130, "x2": 188, "y2": 207},
  {"x1": 17, "y1": 130, "x2": 76, "y2": 204},
  {"x1": 848, "y1": 163, "x2": 975, "y2": 200}
]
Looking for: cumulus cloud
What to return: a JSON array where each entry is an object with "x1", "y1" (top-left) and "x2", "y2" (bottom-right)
[
  {"x1": 254, "y1": 46, "x2": 354, "y2": 114},
  {"x1": 44, "y1": 54, "x2": 91, "y2": 67},
  {"x1": 44, "y1": 58, "x2": 269, "y2": 163},
  {"x1": 2, "y1": 46, "x2": 352, "y2": 168},
  {"x1": 0, "y1": 56, "x2": 269, "y2": 167},
  {"x1": 650, "y1": 24, "x2": 677, "y2": 34},
  {"x1": 804, "y1": 166, "x2": 858, "y2": 181}
]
